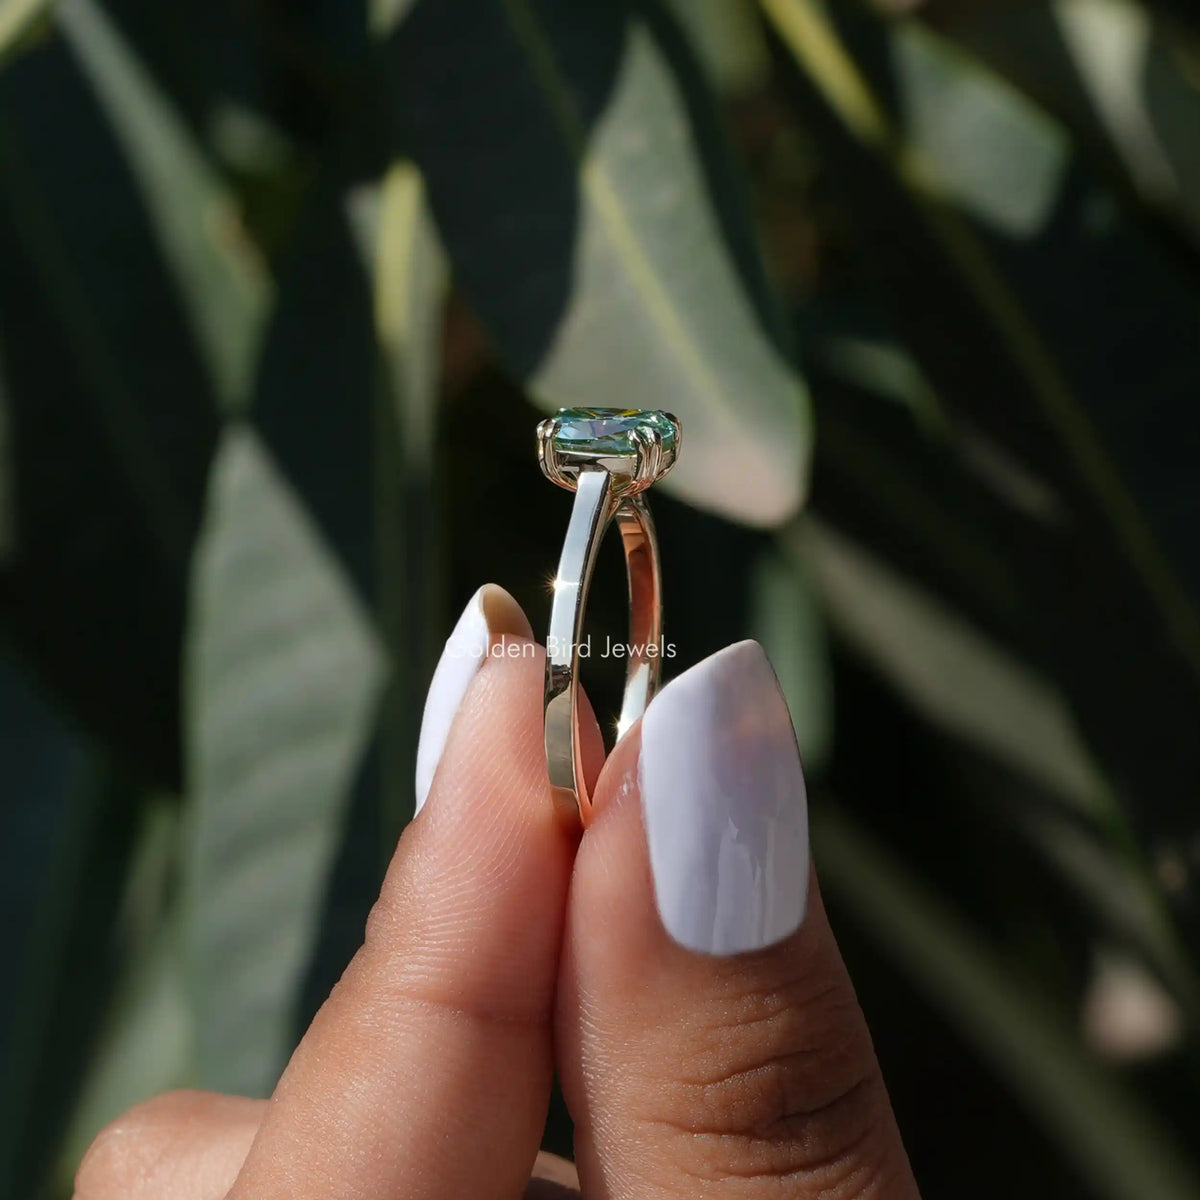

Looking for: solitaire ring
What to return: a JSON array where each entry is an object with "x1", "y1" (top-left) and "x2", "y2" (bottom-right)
[{"x1": 537, "y1": 407, "x2": 681, "y2": 825}]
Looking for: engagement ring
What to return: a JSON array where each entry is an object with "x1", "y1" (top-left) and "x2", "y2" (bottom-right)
[{"x1": 537, "y1": 407, "x2": 681, "y2": 824}]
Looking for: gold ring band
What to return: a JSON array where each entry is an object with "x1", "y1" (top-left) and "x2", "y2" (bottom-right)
[{"x1": 537, "y1": 409, "x2": 680, "y2": 824}]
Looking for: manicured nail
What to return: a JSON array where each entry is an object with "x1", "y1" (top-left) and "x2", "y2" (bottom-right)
[
  {"x1": 414, "y1": 585, "x2": 532, "y2": 813},
  {"x1": 640, "y1": 640, "x2": 809, "y2": 955}
]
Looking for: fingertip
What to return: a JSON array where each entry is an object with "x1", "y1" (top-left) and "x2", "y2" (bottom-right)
[
  {"x1": 586, "y1": 720, "x2": 641, "y2": 825},
  {"x1": 558, "y1": 642, "x2": 918, "y2": 1200},
  {"x1": 415, "y1": 583, "x2": 533, "y2": 814},
  {"x1": 575, "y1": 684, "x2": 608, "y2": 810},
  {"x1": 478, "y1": 582, "x2": 534, "y2": 642},
  {"x1": 231, "y1": 643, "x2": 575, "y2": 1200},
  {"x1": 639, "y1": 638, "x2": 808, "y2": 955}
]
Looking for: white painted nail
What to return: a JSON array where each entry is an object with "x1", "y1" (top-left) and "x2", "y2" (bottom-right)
[
  {"x1": 640, "y1": 640, "x2": 809, "y2": 955},
  {"x1": 414, "y1": 585, "x2": 531, "y2": 814}
]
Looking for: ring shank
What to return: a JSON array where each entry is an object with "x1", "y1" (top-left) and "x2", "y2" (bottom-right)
[{"x1": 544, "y1": 468, "x2": 663, "y2": 824}]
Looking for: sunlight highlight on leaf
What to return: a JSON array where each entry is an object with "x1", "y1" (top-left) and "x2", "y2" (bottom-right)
[
  {"x1": 801, "y1": 519, "x2": 1108, "y2": 812},
  {"x1": 375, "y1": 162, "x2": 447, "y2": 472},
  {"x1": 369, "y1": 0, "x2": 417, "y2": 40},
  {"x1": 526, "y1": 16, "x2": 810, "y2": 524},
  {"x1": 184, "y1": 427, "x2": 385, "y2": 1095},
  {"x1": 751, "y1": 536, "x2": 832, "y2": 771},
  {"x1": 373, "y1": 162, "x2": 449, "y2": 839},
  {"x1": 391, "y1": 0, "x2": 811, "y2": 526},
  {"x1": 664, "y1": 0, "x2": 770, "y2": 95},
  {"x1": 894, "y1": 25, "x2": 1070, "y2": 237},
  {"x1": 0, "y1": 0, "x2": 52, "y2": 65},
  {"x1": 763, "y1": 0, "x2": 1200, "y2": 685},
  {"x1": 1055, "y1": 0, "x2": 1180, "y2": 203}
]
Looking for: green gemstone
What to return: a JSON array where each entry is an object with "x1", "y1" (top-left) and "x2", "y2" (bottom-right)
[{"x1": 551, "y1": 408, "x2": 678, "y2": 457}]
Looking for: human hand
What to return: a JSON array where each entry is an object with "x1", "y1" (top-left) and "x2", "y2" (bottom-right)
[{"x1": 76, "y1": 585, "x2": 920, "y2": 1200}]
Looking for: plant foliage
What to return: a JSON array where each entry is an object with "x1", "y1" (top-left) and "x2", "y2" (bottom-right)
[{"x1": 2, "y1": 1, "x2": 1200, "y2": 1197}]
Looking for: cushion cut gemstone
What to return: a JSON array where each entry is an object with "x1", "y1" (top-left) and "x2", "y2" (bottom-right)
[{"x1": 551, "y1": 408, "x2": 678, "y2": 457}]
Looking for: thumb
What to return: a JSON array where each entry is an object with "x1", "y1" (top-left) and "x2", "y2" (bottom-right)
[{"x1": 557, "y1": 641, "x2": 920, "y2": 1200}]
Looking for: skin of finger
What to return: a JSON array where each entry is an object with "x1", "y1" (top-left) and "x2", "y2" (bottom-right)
[
  {"x1": 576, "y1": 684, "x2": 606, "y2": 801},
  {"x1": 74, "y1": 1092, "x2": 263, "y2": 1200},
  {"x1": 556, "y1": 728, "x2": 921, "y2": 1200},
  {"x1": 227, "y1": 646, "x2": 581, "y2": 1200},
  {"x1": 76, "y1": 1099, "x2": 579, "y2": 1200}
]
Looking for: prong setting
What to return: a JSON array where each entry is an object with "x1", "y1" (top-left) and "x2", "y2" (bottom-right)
[
  {"x1": 631, "y1": 421, "x2": 664, "y2": 488},
  {"x1": 537, "y1": 417, "x2": 574, "y2": 490},
  {"x1": 536, "y1": 408, "x2": 680, "y2": 498}
]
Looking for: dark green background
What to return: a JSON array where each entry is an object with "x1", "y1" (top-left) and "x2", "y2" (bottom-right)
[{"x1": 3, "y1": 2, "x2": 1200, "y2": 1198}]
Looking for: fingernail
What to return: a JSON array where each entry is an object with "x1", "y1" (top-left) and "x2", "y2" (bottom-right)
[
  {"x1": 640, "y1": 640, "x2": 809, "y2": 955},
  {"x1": 414, "y1": 584, "x2": 532, "y2": 813}
]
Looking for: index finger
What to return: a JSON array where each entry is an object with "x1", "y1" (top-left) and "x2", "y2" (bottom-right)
[{"x1": 228, "y1": 586, "x2": 578, "y2": 1200}]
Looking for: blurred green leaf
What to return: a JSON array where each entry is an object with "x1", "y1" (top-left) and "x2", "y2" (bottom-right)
[
  {"x1": 750, "y1": 532, "x2": 832, "y2": 771},
  {"x1": 1058, "y1": 0, "x2": 1200, "y2": 241},
  {"x1": 812, "y1": 329, "x2": 941, "y2": 429},
  {"x1": 251, "y1": 177, "x2": 378, "y2": 598},
  {"x1": 0, "y1": 27, "x2": 219, "y2": 784},
  {"x1": 183, "y1": 426, "x2": 385, "y2": 1095},
  {"x1": 0, "y1": 380, "x2": 11, "y2": 567},
  {"x1": 375, "y1": 162, "x2": 447, "y2": 476},
  {"x1": 240, "y1": 170, "x2": 401, "y2": 1024},
  {"x1": 370, "y1": 0, "x2": 415, "y2": 40},
  {"x1": 799, "y1": 293, "x2": 1200, "y2": 1007},
  {"x1": 801, "y1": 518, "x2": 1107, "y2": 815},
  {"x1": 1049, "y1": 1, "x2": 1185, "y2": 212},
  {"x1": 0, "y1": 676, "x2": 146, "y2": 1200},
  {"x1": 374, "y1": 162, "x2": 447, "y2": 844},
  {"x1": 58, "y1": 0, "x2": 269, "y2": 412},
  {"x1": 54, "y1": 801, "x2": 190, "y2": 1192},
  {"x1": 764, "y1": 0, "x2": 1200, "y2": 922},
  {"x1": 892, "y1": 25, "x2": 1072, "y2": 239},
  {"x1": 765, "y1": 0, "x2": 1200, "y2": 666},
  {"x1": 816, "y1": 802, "x2": 1200, "y2": 1200},
  {"x1": 0, "y1": 0, "x2": 52, "y2": 66},
  {"x1": 806, "y1": 363, "x2": 1028, "y2": 637},
  {"x1": 664, "y1": 0, "x2": 770, "y2": 95},
  {"x1": 385, "y1": 0, "x2": 809, "y2": 526},
  {"x1": 0, "y1": 650, "x2": 88, "y2": 1197},
  {"x1": 1021, "y1": 806, "x2": 1200, "y2": 1015},
  {"x1": 2, "y1": 0, "x2": 1199, "y2": 1192},
  {"x1": 799, "y1": 518, "x2": 1200, "y2": 1008},
  {"x1": 931, "y1": 0, "x2": 1200, "y2": 247}
]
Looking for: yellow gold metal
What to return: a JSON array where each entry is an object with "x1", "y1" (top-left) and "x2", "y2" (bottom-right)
[{"x1": 538, "y1": 409, "x2": 680, "y2": 824}]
